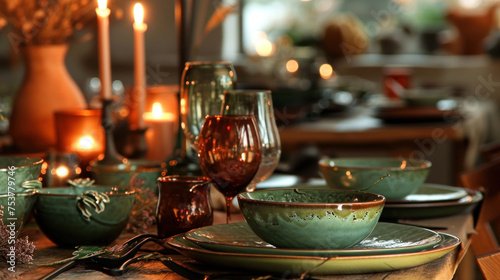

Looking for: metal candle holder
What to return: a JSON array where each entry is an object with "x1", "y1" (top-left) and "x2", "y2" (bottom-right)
[
  {"x1": 127, "y1": 127, "x2": 148, "y2": 159},
  {"x1": 98, "y1": 98, "x2": 125, "y2": 165}
]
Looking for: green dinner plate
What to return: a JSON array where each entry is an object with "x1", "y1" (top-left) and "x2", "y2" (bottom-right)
[
  {"x1": 387, "y1": 183, "x2": 468, "y2": 203},
  {"x1": 167, "y1": 232, "x2": 460, "y2": 275},
  {"x1": 381, "y1": 189, "x2": 483, "y2": 220},
  {"x1": 185, "y1": 222, "x2": 442, "y2": 257},
  {"x1": 297, "y1": 182, "x2": 469, "y2": 203}
]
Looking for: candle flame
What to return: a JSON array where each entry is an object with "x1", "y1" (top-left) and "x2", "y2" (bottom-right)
[
  {"x1": 79, "y1": 136, "x2": 95, "y2": 150},
  {"x1": 134, "y1": 3, "x2": 144, "y2": 25},
  {"x1": 56, "y1": 166, "x2": 69, "y2": 177},
  {"x1": 152, "y1": 102, "x2": 162, "y2": 119},
  {"x1": 97, "y1": 0, "x2": 107, "y2": 11}
]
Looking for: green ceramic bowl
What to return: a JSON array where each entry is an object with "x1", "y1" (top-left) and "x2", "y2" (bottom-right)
[
  {"x1": 33, "y1": 186, "x2": 135, "y2": 247},
  {"x1": 89, "y1": 160, "x2": 166, "y2": 192},
  {"x1": 237, "y1": 188, "x2": 385, "y2": 249},
  {"x1": 0, "y1": 157, "x2": 43, "y2": 193},
  {"x1": 318, "y1": 158, "x2": 431, "y2": 200},
  {"x1": 0, "y1": 190, "x2": 37, "y2": 232}
]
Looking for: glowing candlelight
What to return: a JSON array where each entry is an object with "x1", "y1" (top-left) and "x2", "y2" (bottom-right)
[
  {"x1": 133, "y1": 2, "x2": 147, "y2": 129},
  {"x1": 152, "y1": 102, "x2": 162, "y2": 118},
  {"x1": 55, "y1": 166, "x2": 70, "y2": 177},
  {"x1": 143, "y1": 102, "x2": 175, "y2": 161},
  {"x1": 78, "y1": 136, "x2": 96, "y2": 150},
  {"x1": 96, "y1": 0, "x2": 112, "y2": 99}
]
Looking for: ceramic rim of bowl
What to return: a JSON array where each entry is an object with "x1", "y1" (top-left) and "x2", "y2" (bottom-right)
[
  {"x1": 89, "y1": 160, "x2": 166, "y2": 173},
  {"x1": 0, "y1": 157, "x2": 44, "y2": 170},
  {"x1": 318, "y1": 158, "x2": 431, "y2": 171},
  {"x1": 238, "y1": 188, "x2": 386, "y2": 208},
  {"x1": 186, "y1": 61, "x2": 232, "y2": 67},
  {"x1": 36, "y1": 187, "x2": 135, "y2": 197},
  {"x1": 0, "y1": 190, "x2": 36, "y2": 197}
]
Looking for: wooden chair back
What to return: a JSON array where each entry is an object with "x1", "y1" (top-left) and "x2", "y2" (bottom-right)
[{"x1": 460, "y1": 158, "x2": 500, "y2": 279}]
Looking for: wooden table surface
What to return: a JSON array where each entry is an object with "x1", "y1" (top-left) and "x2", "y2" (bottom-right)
[{"x1": 1, "y1": 210, "x2": 474, "y2": 280}]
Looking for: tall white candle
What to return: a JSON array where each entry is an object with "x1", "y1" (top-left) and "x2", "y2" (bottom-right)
[
  {"x1": 96, "y1": 0, "x2": 112, "y2": 99},
  {"x1": 133, "y1": 3, "x2": 147, "y2": 129}
]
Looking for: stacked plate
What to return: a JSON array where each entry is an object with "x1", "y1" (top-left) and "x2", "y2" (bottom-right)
[
  {"x1": 167, "y1": 221, "x2": 461, "y2": 275},
  {"x1": 260, "y1": 178, "x2": 484, "y2": 220},
  {"x1": 381, "y1": 183, "x2": 483, "y2": 220}
]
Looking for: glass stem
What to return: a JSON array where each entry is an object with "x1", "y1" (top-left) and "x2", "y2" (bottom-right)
[{"x1": 225, "y1": 197, "x2": 233, "y2": 223}]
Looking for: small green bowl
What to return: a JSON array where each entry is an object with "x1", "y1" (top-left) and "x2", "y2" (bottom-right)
[
  {"x1": 0, "y1": 191, "x2": 37, "y2": 232},
  {"x1": 237, "y1": 188, "x2": 385, "y2": 249},
  {"x1": 0, "y1": 157, "x2": 43, "y2": 193},
  {"x1": 318, "y1": 158, "x2": 431, "y2": 200},
  {"x1": 33, "y1": 186, "x2": 135, "y2": 247},
  {"x1": 89, "y1": 159, "x2": 166, "y2": 192}
]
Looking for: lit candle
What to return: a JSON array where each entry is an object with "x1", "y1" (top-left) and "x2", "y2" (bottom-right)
[
  {"x1": 133, "y1": 3, "x2": 147, "y2": 129},
  {"x1": 76, "y1": 136, "x2": 97, "y2": 151},
  {"x1": 72, "y1": 135, "x2": 103, "y2": 167},
  {"x1": 143, "y1": 102, "x2": 175, "y2": 161},
  {"x1": 96, "y1": 0, "x2": 112, "y2": 99}
]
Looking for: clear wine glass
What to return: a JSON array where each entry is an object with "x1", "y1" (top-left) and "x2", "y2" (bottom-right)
[
  {"x1": 198, "y1": 115, "x2": 262, "y2": 223},
  {"x1": 221, "y1": 90, "x2": 281, "y2": 191},
  {"x1": 180, "y1": 62, "x2": 236, "y2": 162}
]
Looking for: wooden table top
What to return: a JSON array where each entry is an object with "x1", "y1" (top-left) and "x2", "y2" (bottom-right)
[{"x1": 2, "y1": 211, "x2": 472, "y2": 280}]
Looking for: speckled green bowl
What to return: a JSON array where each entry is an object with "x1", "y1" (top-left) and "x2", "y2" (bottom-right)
[
  {"x1": 33, "y1": 186, "x2": 135, "y2": 247},
  {"x1": 0, "y1": 191, "x2": 37, "y2": 232},
  {"x1": 89, "y1": 160, "x2": 166, "y2": 192},
  {"x1": 237, "y1": 188, "x2": 385, "y2": 249},
  {"x1": 0, "y1": 157, "x2": 43, "y2": 193},
  {"x1": 318, "y1": 158, "x2": 431, "y2": 200}
]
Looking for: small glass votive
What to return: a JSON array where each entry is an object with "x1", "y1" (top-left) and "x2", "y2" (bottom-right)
[
  {"x1": 54, "y1": 110, "x2": 104, "y2": 169},
  {"x1": 40, "y1": 152, "x2": 81, "y2": 188},
  {"x1": 156, "y1": 175, "x2": 213, "y2": 238}
]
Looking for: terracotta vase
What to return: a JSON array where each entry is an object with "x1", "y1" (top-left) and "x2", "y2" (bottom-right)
[{"x1": 9, "y1": 44, "x2": 87, "y2": 152}]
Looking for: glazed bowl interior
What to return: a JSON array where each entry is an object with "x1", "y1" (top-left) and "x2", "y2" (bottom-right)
[
  {"x1": 318, "y1": 157, "x2": 431, "y2": 200},
  {"x1": 237, "y1": 188, "x2": 385, "y2": 249}
]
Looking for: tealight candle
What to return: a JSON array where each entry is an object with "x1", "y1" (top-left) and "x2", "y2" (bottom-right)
[
  {"x1": 54, "y1": 110, "x2": 105, "y2": 169},
  {"x1": 143, "y1": 102, "x2": 175, "y2": 161}
]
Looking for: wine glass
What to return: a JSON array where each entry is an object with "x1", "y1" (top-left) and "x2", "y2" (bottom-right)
[
  {"x1": 221, "y1": 90, "x2": 281, "y2": 191},
  {"x1": 198, "y1": 115, "x2": 262, "y2": 223},
  {"x1": 180, "y1": 61, "x2": 237, "y2": 162}
]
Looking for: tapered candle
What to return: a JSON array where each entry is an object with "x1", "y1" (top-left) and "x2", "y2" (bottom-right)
[
  {"x1": 96, "y1": 0, "x2": 112, "y2": 99},
  {"x1": 133, "y1": 3, "x2": 147, "y2": 129}
]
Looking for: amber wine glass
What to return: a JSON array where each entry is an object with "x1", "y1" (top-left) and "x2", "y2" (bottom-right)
[{"x1": 198, "y1": 115, "x2": 262, "y2": 223}]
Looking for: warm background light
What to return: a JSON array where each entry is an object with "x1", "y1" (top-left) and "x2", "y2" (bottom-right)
[
  {"x1": 319, "y1": 63, "x2": 334, "y2": 79},
  {"x1": 286, "y1": 60, "x2": 299, "y2": 73},
  {"x1": 152, "y1": 102, "x2": 163, "y2": 118},
  {"x1": 78, "y1": 136, "x2": 95, "y2": 150},
  {"x1": 55, "y1": 166, "x2": 69, "y2": 177},
  {"x1": 457, "y1": 0, "x2": 482, "y2": 9},
  {"x1": 133, "y1": 3, "x2": 144, "y2": 25},
  {"x1": 255, "y1": 38, "x2": 273, "y2": 56}
]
